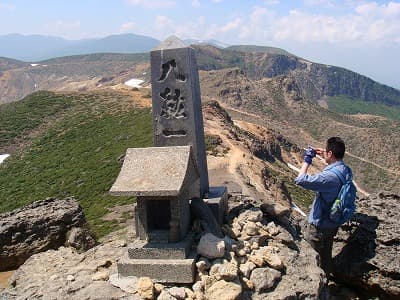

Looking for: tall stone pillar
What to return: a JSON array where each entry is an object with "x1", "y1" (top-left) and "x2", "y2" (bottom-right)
[{"x1": 150, "y1": 37, "x2": 209, "y2": 196}]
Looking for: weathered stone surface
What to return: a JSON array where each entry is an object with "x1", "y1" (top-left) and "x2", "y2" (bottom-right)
[
  {"x1": 168, "y1": 286, "x2": 185, "y2": 299},
  {"x1": 255, "y1": 246, "x2": 285, "y2": 270},
  {"x1": 209, "y1": 261, "x2": 238, "y2": 281},
  {"x1": 91, "y1": 270, "x2": 109, "y2": 281},
  {"x1": 0, "y1": 234, "x2": 130, "y2": 299},
  {"x1": 237, "y1": 207, "x2": 263, "y2": 223},
  {"x1": 137, "y1": 277, "x2": 154, "y2": 300},
  {"x1": 250, "y1": 267, "x2": 281, "y2": 292},
  {"x1": 239, "y1": 261, "x2": 256, "y2": 278},
  {"x1": 66, "y1": 226, "x2": 97, "y2": 252},
  {"x1": 150, "y1": 42, "x2": 209, "y2": 196},
  {"x1": 110, "y1": 146, "x2": 200, "y2": 198},
  {"x1": 205, "y1": 280, "x2": 242, "y2": 300},
  {"x1": 157, "y1": 290, "x2": 176, "y2": 300},
  {"x1": 109, "y1": 274, "x2": 138, "y2": 294},
  {"x1": 197, "y1": 233, "x2": 225, "y2": 259},
  {"x1": 1, "y1": 200, "x2": 325, "y2": 299},
  {"x1": 263, "y1": 240, "x2": 324, "y2": 299},
  {"x1": 118, "y1": 253, "x2": 196, "y2": 283},
  {"x1": 333, "y1": 192, "x2": 400, "y2": 299},
  {"x1": 0, "y1": 197, "x2": 85, "y2": 271},
  {"x1": 260, "y1": 202, "x2": 290, "y2": 218}
]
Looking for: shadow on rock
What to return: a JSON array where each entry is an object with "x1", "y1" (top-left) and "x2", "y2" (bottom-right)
[{"x1": 332, "y1": 192, "x2": 400, "y2": 300}]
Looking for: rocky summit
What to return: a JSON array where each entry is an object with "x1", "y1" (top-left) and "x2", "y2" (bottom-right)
[
  {"x1": 0, "y1": 195, "x2": 325, "y2": 300},
  {"x1": 0, "y1": 197, "x2": 87, "y2": 272}
]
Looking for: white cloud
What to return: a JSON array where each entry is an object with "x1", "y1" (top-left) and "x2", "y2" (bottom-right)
[
  {"x1": 192, "y1": 0, "x2": 200, "y2": 7},
  {"x1": 264, "y1": 0, "x2": 280, "y2": 5},
  {"x1": 125, "y1": 0, "x2": 176, "y2": 8},
  {"x1": 268, "y1": 2, "x2": 400, "y2": 45},
  {"x1": 221, "y1": 18, "x2": 241, "y2": 32},
  {"x1": 304, "y1": 0, "x2": 335, "y2": 7},
  {"x1": 0, "y1": 2, "x2": 16, "y2": 11},
  {"x1": 211, "y1": 0, "x2": 223, "y2": 3},
  {"x1": 119, "y1": 22, "x2": 136, "y2": 33},
  {"x1": 136, "y1": 1, "x2": 400, "y2": 47}
]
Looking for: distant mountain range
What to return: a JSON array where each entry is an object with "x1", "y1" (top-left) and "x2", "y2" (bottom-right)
[
  {"x1": 0, "y1": 33, "x2": 161, "y2": 61},
  {"x1": 0, "y1": 33, "x2": 232, "y2": 62}
]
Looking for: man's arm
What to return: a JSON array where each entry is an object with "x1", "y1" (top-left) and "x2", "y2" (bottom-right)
[{"x1": 298, "y1": 162, "x2": 310, "y2": 175}]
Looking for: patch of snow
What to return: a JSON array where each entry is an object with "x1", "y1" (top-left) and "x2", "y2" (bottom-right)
[
  {"x1": 124, "y1": 78, "x2": 144, "y2": 88},
  {"x1": 0, "y1": 154, "x2": 10, "y2": 164},
  {"x1": 30, "y1": 63, "x2": 39, "y2": 67}
]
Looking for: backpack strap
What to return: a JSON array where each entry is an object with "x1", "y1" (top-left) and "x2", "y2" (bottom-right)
[{"x1": 328, "y1": 166, "x2": 346, "y2": 184}]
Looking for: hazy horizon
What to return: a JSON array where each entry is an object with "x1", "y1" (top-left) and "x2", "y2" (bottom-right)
[{"x1": 0, "y1": 0, "x2": 399, "y2": 89}]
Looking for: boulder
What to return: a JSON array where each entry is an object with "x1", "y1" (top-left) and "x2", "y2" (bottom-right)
[
  {"x1": 209, "y1": 261, "x2": 238, "y2": 281},
  {"x1": 237, "y1": 207, "x2": 263, "y2": 223},
  {"x1": 0, "y1": 197, "x2": 86, "y2": 271},
  {"x1": 250, "y1": 267, "x2": 281, "y2": 292},
  {"x1": 205, "y1": 280, "x2": 242, "y2": 300},
  {"x1": 66, "y1": 227, "x2": 96, "y2": 252},
  {"x1": 0, "y1": 236, "x2": 131, "y2": 299},
  {"x1": 333, "y1": 192, "x2": 400, "y2": 299},
  {"x1": 137, "y1": 277, "x2": 154, "y2": 300},
  {"x1": 197, "y1": 233, "x2": 225, "y2": 259}
]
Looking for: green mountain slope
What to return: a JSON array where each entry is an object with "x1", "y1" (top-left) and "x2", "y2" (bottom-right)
[{"x1": 0, "y1": 90, "x2": 153, "y2": 237}]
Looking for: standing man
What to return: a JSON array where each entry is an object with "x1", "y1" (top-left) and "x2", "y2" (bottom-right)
[{"x1": 295, "y1": 137, "x2": 353, "y2": 276}]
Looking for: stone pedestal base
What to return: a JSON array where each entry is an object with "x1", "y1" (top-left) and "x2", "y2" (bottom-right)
[
  {"x1": 127, "y1": 232, "x2": 194, "y2": 259},
  {"x1": 206, "y1": 186, "x2": 228, "y2": 225},
  {"x1": 118, "y1": 251, "x2": 196, "y2": 283}
]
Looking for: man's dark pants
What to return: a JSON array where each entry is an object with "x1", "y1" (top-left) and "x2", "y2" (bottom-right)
[{"x1": 307, "y1": 224, "x2": 338, "y2": 274}]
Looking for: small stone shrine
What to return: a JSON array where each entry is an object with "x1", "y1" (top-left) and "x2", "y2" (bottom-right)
[{"x1": 110, "y1": 36, "x2": 227, "y2": 283}]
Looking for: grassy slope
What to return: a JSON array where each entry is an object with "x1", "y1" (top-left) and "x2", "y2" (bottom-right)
[
  {"x1": 0, "y1": 90, "x2": 153, "y2": 237},
  {"x1": 328, "y1": 95, "x2": 400, "y2": 121}
]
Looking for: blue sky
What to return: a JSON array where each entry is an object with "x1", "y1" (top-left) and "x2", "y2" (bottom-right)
[{"x1": 0, "y1": 0, "x2": 399, "y2": 88}]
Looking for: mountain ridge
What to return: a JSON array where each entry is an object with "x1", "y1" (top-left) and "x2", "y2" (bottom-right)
[{"x1": 0, "y1": 33, "x2": 160, "y2": 61}]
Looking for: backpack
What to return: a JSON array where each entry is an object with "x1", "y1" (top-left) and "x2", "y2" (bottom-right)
[{"x1": 328, "y1": 167, "x2": 357, "y2": 225}]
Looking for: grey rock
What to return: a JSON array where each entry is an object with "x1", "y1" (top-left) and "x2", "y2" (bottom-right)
[
  {"x1": 109, "y1": 274, "x2": 138, "y2": 294},
  {"x1": 237, "y1": 207, "x2": 263, "y2": 223},
  {"x1": 209, "y1": 261, "x2": 238, "y2": 281},
  {"x1": 205, "y1": 280, "x2": 242, "y2": 300},
  {"x1": 250, "y1": 267, "x2": 281, "y2": 292},
  {"x1": 0, "y1": 197, "x2": 85, "y2": 271},
  {"x1": 333, "y1": 192, "x2": 400, "y2": 299},
  {"x1": 0, "y1": 233, "x2": 129, "y2": 299},
  {"x1": 168, "y1": 286, "x2": 186, "y2": 299},
  {"x1": 197, "y1": 233, "x2": 225, "y2": 259},
  {"x1": 66, "y1": 227, "x2": 97, "y2": 252},
  {"x1": 157, "y1": 290, "x2": 177, "y2": 300}
]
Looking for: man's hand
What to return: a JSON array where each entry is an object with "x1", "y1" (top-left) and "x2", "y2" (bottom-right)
[{"x1": 304, "y1": 147, "x2": 316, "y2": 164}]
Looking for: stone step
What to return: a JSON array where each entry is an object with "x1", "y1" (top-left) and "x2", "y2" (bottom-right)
[
  {"x1": 128, "y1": 232, "x2": 194, "y2": 259},
  {"x1": 118, "y1": 251, "x2": 197, "y2": 283}
]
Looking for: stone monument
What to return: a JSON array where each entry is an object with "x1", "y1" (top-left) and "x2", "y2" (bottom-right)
[
  {"x1": 110, "y1": 36, "x2": 227, "y2": 283},
  {"x1": 151, "y1": 36, "x2": 209, "y2": 197}
]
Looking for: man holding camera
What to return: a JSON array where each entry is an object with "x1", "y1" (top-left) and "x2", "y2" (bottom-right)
[{"x1": 295, "y1": 137, "x2": 353, "y2": 276}]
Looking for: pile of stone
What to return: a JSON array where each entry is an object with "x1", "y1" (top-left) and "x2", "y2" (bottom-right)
[
  {"x1": 113, "y1": 203, "x2": 324, "y2": 300},
  {"x1": 1, "y1": 199, "x2": 324, "y2": 300}
]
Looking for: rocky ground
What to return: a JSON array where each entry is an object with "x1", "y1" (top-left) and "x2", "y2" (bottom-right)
[{"x1": 0, "y1": 195, "x2": 326, "y2": 300}]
